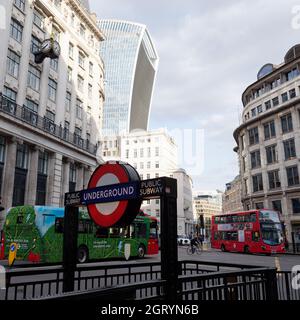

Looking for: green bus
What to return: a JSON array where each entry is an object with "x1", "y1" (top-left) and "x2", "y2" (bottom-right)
[{"x1": 0, "y1": 206, "x2": 159, "y2": 263}]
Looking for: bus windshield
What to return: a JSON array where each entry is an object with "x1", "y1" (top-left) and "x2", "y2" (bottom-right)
[{"x1": 259, "y1": 210, "x2": 283, "y2": 245}]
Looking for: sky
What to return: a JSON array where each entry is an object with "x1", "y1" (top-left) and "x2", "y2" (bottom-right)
[{"x1": 90, "y1": 0, "x2": 300, "y2": 192}]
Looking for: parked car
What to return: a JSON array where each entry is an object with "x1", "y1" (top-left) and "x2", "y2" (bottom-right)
[{"x1": 177, "y1": 235, "x2": 191, "y2": 246}]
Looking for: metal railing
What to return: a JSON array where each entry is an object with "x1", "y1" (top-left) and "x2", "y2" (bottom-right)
[
  {"x1": 0, "y1": 94, "x2": 98, "y2": 155},
  {"x1": 1, "y1": 260, "x2": 299, "y2": 301}
]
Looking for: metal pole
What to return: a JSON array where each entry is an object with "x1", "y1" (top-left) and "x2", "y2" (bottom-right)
[
  {"x1": 63, "y1": 205, "x2": 79, "y2": 292},
  {"x1": 160, "y1": 177, "x2": 178, "y2": 300}
]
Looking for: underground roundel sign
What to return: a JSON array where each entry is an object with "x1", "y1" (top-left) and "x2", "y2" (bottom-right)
[{"x1": 87, "y1": 162, "x2": 142, "y2": 227}]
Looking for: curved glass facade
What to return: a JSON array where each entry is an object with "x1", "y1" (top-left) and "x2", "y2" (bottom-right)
[{"x1": 98, "y1": 20, "x2": 159, "y2": 136}]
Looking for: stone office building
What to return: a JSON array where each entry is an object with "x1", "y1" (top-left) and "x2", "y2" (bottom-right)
[
  {"x1": 0, "y1": 0, "x2": 105, "y2": 226},
  {"x1": 234, "y1": 45, "x2": 300, "y2": 243}
]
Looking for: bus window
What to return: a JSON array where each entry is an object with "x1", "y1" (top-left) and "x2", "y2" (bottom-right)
[
  {"x1": 226, "y1": 216, "x2": 233, "y2": 223},
  {"x1": 95, "y1": 227, "x2": 108, "y2": 238},
  {"x1": 215, "y1": 217, "x2": 220, "y2": 224},
  {"x1": 149, "y1": 222, "x2": 158, "y2": 239},
  {"x1": 135, "y1": 223, "x2": 147, "y2": 238},
  {"x1": 232, "y1": 215, "x2": 238, "y2": 223},
  {"x1": 214, "y1": 232, "x2": 220, "y2": 240},
  {"x1": 244, "y1": 215, "x2": 250, "y2": 222},
  {"x1": 78, "y1": 220, "x2": 92, "y2": 234},
  {"x1": 250, "y1": 213, "x2": 257, "y2": 222},
  {"x1": 230, "y1": 232, "x2": 238, "y2": 241},
  {"x1": 55, "y1": 218, "x2": 64, "y2": 233}
]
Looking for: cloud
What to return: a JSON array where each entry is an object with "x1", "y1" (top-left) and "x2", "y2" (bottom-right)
[{"x1": 90, "y1": 0, "x2": 300, "y2": 190}]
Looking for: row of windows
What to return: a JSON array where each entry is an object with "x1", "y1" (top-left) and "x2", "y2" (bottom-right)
[
  {"x1": 247, "y1": 138, "x2": 297, "y2": 170},
  {"x1": 242, "y1": 112, "x2": 299, "y2": 148},
  {"x1": 245, "y1": 88, "x2": 297, "y2": 121},
  {"x1": 132, "y1": 162, "x2": 160, "y2": 170},
  {"x1": 139, "y1": 173, "x2": 160, "y2": 180},
  {"x1": 247, "y1": 165, "x2": 299, "y2": 193},
  {"x1": 13, "y1": 0, "x2": 99, "y2": 51},
  {"x1": 248, "y1": 198, "x2": 300, "y2": 215},
  {"x1": 244, "y1": 67, "x2": 300, "y2": 106},
  {"x1": 125, "y1": 137, "x2": 160, "y2": 145},
  {"x1": 125, "y1": 147, "x2": 160, "y2": 158}
]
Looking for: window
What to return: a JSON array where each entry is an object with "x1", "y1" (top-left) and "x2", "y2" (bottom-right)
[
  {"x1": 23, "y1": 98, "x2": 38, "y2": 124},
  {"x1": 65, "y1": 91, "x2": 71, "y2": 112},
  {"x1": 0, "y1": 137, "x2": 5, "y2": 163},
  {"x1": 268, "y1": 170, "x2": 281, "y2": 189},
  {"x1": 155, "y1": 161, "x2": 159, "y2": 169},
  {"x1": 33, "y1": 9, "x2": 44, "y2": 29},
  {"x1": 50, "y1": 58, "x2": 58, "y2": 71},
  {"x1": 89, "y1": 62, "x2": 93, "y2": 76},
  {"x1": 283, "y1": 139, "x2": 296, "y2": 160},
  {"x1": 264, "y1": 120, "x2": 276, "y2": 140},
  {"x1": 255, "y1": 202, "x2": 264, "y2": 209},
  {"x1": 31, "y1": 36, "x2": 41, "y2": 54},
  {"x1": 125, "y1": 150, "x2": 129, "y2": 159},
  {"x1": 287, "y1": 166, "x2": 299, "y2": 186},
  {"x1": 134, "y1": 149, "x2": 137, "y2": 157},
  {"x1": 250, "y1": 150, "x2": 261, "y2": 169},
  {"x1": 281, "y1": 92, "x2": 288, "y2": 103},
  {"x1": 45, "y1": 110, "x2": 55, "y2": 122},
  {"x1": 52, "y1": 27, "x2": 60, "y2": 42},
  {"x1": 281, "y1": 113, "x2": 293, "y2": 133},
  {"x1": 265, "y1": 100, "x2": 271, "y2": 110},
  {"x1": 140, "y1": 149, "x2": 144, "y2": 157},
  {"x1": 271, "y1": 78, "x2": 280, "y2": 89},
  {"x1": 266, "y1": 144, "x2": 277, "y2": 164},
  {"x1": 69, "y1": 163, "x2": 76, "y2": 192},
  {"x1": 248, "y1": 127, "x2": 259, "y2": 145},
  {"x1": 69, "y1": 43, "x2": 74, "y2": 58},
  {"x1": 74, "y1": 127, "x2": 82, "y2": 146},
  {"x1": 80, "y1": 24, "x2": 86, "y2": 38},
  {"x1": 272, "y1": 200, "x2": 282, "y2": 213},
  {"x1": 292, "y1": 198, "x2": 300, "y2": 214},
  {"x1": 286, "y1": 68, "x2": 299, "y2": 81},
  {"x1": 88, "y1": 84, "x2": 92, "y2": 99},
  {"x1": 251, "y1": 108, "x2": 256, "y2": 117},
  {"x1": 272, "y1": 97, "x2": 279, "y2": 107},
  {"x1": 14, "y1": 0, "x2": 25, "y2": 11},
  {"x1": 7, "y1": 49, "x2": 20, "y2": 78},
  {"x1": 48, "y1": 78, "x2": 57, "y2": 102},
  {"x1": 87, "y1": 106, "x2": 91, "y2": 125},
  {"x1": 10, "y1": 19, "x2": 23, "y2": 42},
  {"x1": 289, "y1": 88, "x2": 296, "y2": 99},
  {"x1": 257, "y1": 105, "x2": 263, "y2": 114},
  {"x1": 78, "y1": 52, "x2": 85, "y2": 69},
  {"x1": 147, "y1": 162, "x2": 151, "y2": 169},
  {"x1": 252, "y1": 174, "x2": 263, "y2": 192},
  {"x1": 147, "y1": 174, "x2": 150, "y2": 179},
  {"x1": 16, "y1": 144, "x2": 28, "y2": 169},
  {"x1": 155, "y1": 147, "x2": 159, "y2": 156},
  {"x1": 63, "y1": 121, "x2": 69, "y2": 140},
  {"x1": 78, "y1": 75, "x2": 84, "y2": 92},
  {"x1": 67, "y1": 67, "x2": 72, "y2": 82},
  {"x1": 27, "y1": 65, "x2": 41, "y2": 91},
  {"x1": 38, "y1": 151, "x2": 48, "y2": 175},
  {"x1": 140, "y1": 162, "x2": 144, "y2": 169},
  {"x1": 3, "y1": 86, "x2": 17, "y2": 101},
  {"x1": 76, "y1": 99, "x2": 83, "y2": 119}
]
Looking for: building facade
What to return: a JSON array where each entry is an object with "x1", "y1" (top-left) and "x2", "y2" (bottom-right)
[
  {"x1": 234, "y1": 44, "x2": 300, "y2": 243},
  {"x1": 98, "y1": 20, "x2": 159, "y2": 137},
  {"x1": 222, "y1": 175, "x2": 243, "y2": 213},
  {"x1": 193, "y1": 194, "x2": 222, "y2": 238},
  {"x1": 0, "y1": 0, "x2": 105, "y2": 226},
  {"x1": 119, "y1": 129, "x2": 177, "y2": 227},
  {"x1": 172, "y1": 168, "x2": 194, "y2": 236}
]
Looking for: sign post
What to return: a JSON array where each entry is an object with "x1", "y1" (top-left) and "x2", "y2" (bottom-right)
[{"x1": 62, "y1": 162, "x2": 179, "y2": 299}]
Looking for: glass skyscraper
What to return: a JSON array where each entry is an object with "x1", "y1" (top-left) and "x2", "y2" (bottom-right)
[{"x1": 98, "y1": 20, "x2": 159, "y2": 136}]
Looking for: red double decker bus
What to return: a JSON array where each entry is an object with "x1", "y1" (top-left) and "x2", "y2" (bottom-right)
[{"x1": 211, "y1": 209, "x2": 285, "y2": 254}]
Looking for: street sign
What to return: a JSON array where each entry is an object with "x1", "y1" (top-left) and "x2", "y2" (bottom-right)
[
  {"x1": 81, "y1": 181, "x2": 139, "y2": 205},
  {"x1": 86, "y1": 162, "x2": 141, "y2": 227},
  {"x1": 140, "y1": 178, "x2": 164, "y2": 199},
  {"x1": 65, "y1": 191, "x2": 81, "y2": 206}
]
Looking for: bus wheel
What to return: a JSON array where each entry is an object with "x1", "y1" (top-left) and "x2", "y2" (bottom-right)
[
  {"x1": 137, "y1": 245, "x2": 145, "y2": 258},
  {"x1": 244, "y1": 246, "x2": 250, "y2": 254},
  {"x1": 77, "y1": 246, "x2": 89, "y2": 263},
  {"x1": 221, "y1": 244, "x2": 226, "y2": 252}
]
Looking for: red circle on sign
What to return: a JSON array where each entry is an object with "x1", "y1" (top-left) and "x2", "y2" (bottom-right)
[{"x1": 87, "y1": 163, "x2": 130, "y2": 227}]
